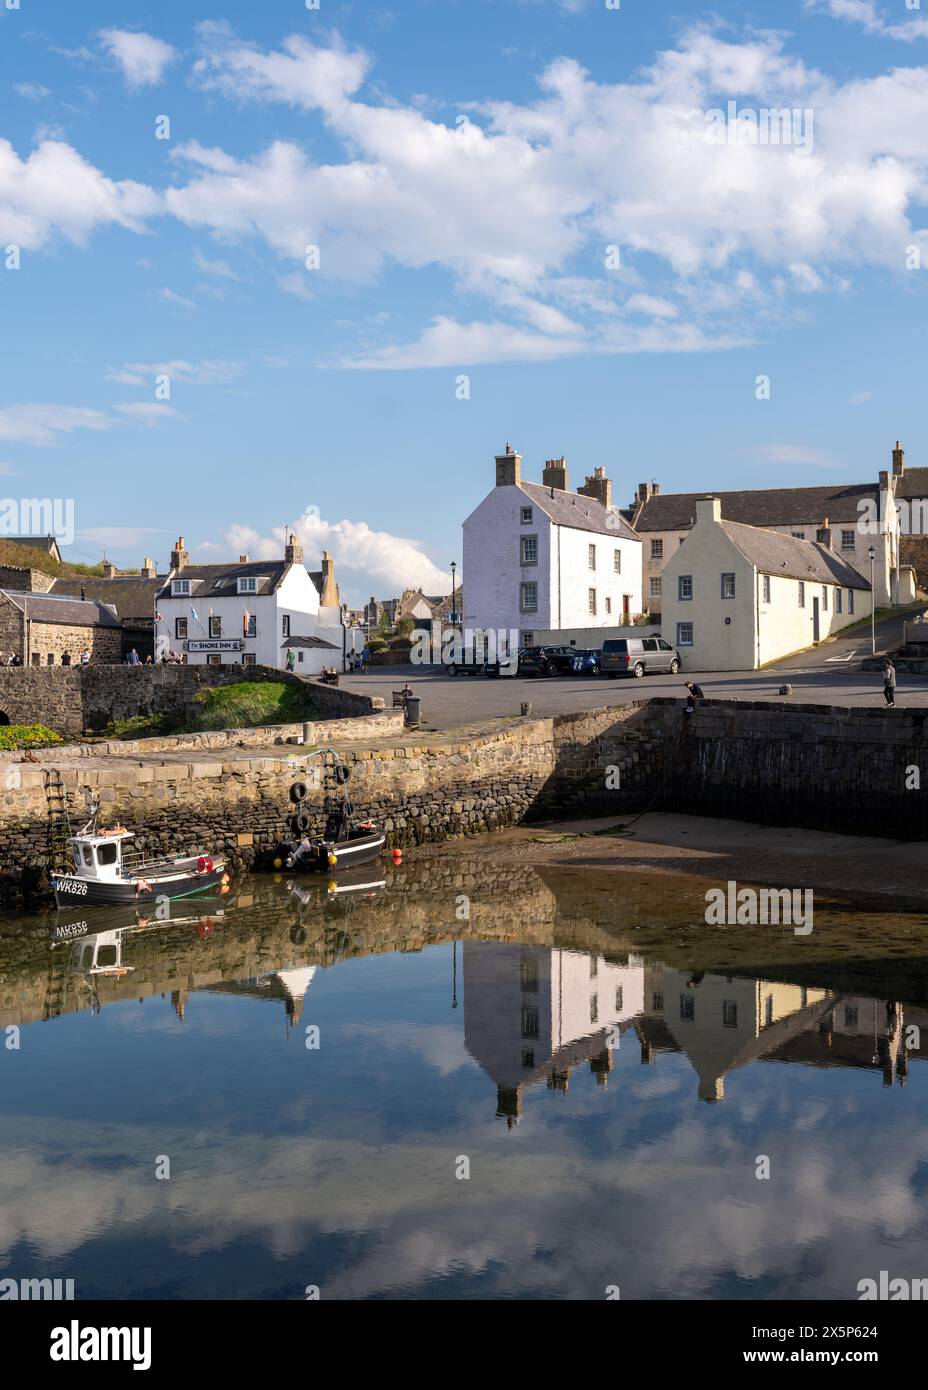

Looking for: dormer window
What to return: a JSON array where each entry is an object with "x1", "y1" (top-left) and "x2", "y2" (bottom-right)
[
  {"x1": 238, "y1": 576, "x2": 258, "y2": 595},
  {"x1": 171, "y1": 579, "x2": 191, "y2": 597}
]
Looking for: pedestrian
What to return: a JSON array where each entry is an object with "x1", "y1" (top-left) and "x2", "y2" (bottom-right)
[
  {"x1": 127, "y1": 648, "x2": 141, "y2": 666},
  {"x1": 361, "y1": 644, "x2": 370, "y2": 673},
  {"x1": 683, "y1": 678, "x2": 704, "y2": 715},
  {"x1": 882, "y1": 659, "x2": 896, "y2": 708},
  {"x1": 286, "y1": 647, "x2": 296, "y2": 673},
  {"x1": 79, "y1": 648, "x2": 91, "y2": 666}
]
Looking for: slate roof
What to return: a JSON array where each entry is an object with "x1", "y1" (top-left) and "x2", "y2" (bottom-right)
[
  {"x1": 1, "y1": 590, "x2": 123, "y2": 627},
  {"x1": 155, "y1": 560, "x2": 290, "y2": 600},
  {"x1": 721, "y1": 521, "x2": 870, "y2": 589},
  {"x1": 49, "y1": 576, "x2": 162, "y2": 623},
  {"x1": 632, "y1": 482, "x2": 876, "y2": 532},
  {"x1": 282, "y1": 635, "x2": 339, "y2": 650},
  {"x1": 519, "y1": 482, "x2": 640, "y2": 542},
  {"x1": 895, "y1": 467, "x2": 928, "y2": 500}
]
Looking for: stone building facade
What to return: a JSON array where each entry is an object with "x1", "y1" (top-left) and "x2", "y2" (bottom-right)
[{"x1": 0, "y1": 591, "x2": 123, "y2": 668}]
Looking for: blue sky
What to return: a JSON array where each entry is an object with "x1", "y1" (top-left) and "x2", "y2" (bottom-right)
[{"x1": 1, "y1": 0, "x2": 927, "y2": 604}]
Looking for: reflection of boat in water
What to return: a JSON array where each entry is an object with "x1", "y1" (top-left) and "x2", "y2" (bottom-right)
[{"x1": 51, "y1": 799, "x2": 229, "y2": 908}]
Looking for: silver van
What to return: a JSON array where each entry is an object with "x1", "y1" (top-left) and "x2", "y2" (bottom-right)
[{"x1": 600, "y1": 636, "x2": 681, "y2": 678}]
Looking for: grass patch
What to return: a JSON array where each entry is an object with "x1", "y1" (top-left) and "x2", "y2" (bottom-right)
[
  {"x1": 106, "y1": 681, "x2": 319, "y2": 739},
  {"x1": 0, "y1": 723, "x2": 64, "y2": 750}
]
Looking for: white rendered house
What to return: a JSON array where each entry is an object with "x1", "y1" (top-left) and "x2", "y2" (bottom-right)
[
  {"x1": 155, "y1": 535, "x2": 347, "y2": 674},
  {"x1": 463, "y1": 447, "x2": 643, "y2": 646}
]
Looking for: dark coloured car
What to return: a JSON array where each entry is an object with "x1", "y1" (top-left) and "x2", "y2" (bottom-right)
[
  {"x1": 540, "y1": 646, "x2": 582, "y2": 674},
  {"x1": 570, "y1": 649, "x2": 600, "y2": 675},
  {"x1": 600, "y1": 636, "x2": 681, "y2": 678},
  {"x1": 517, "y1": 646, "x2": 559, "y2": 676}
]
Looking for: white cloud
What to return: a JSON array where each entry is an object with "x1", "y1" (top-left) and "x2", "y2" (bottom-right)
[
  {"x1": 804, "y1": 0, "x2": 928, "y2": 41},
  {"x1": 0, "y1": 138, "x2": 156, "y2": 250},
  {"x1": 158, "y1": 287, "x2": 195, "y2": 311},
  {"x1": 113, "y1": 402, "x2": 178, "y2": 425},
  {"x1": 754, "y1": 444, "x2": 842, "y2": 469},
  {"x1": 0, "y1": 404, "x2": 113, "y2": 447},
  {"x1": 200, "y1": 509, "x2": 450, "y2": 597},
  {"x1": 193, "y1": 250, "x2": 240, "y2": 280},
  {"x1": 77, "y1": 525, "x2": 164, "y2": 548},
  {"x1": 98, "y1": 29, "x2": 178, "y2": 89},
  {"x1": 105, "y1": 360, "x2": 244, "y2": 386},
  {"x1": 163, "y1": 27, "x2": 928, "y2": 365},
  {"x1": 850, "y1": 390, "x2": 873, "y2": 405},
  {"x1": 15, "y1": 83, "x2": 50, "y2": 102}
]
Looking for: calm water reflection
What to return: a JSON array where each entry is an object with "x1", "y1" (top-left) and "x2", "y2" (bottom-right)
[{"x1": 2, "y1": 858, "x2": 928, "y2": 1300}]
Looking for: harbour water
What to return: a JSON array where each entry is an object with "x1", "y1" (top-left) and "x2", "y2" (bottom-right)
[{"x1": 1, "y1": 857, "x2": 927, "y2": 1300}]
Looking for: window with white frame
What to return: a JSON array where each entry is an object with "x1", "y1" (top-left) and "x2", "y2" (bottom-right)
[
  {"x1": 242, "y1": 653, "x2": 256, "y2": 666},
  {"x1": 791, "y1": 531, "x2": 804, "y2": 540},
  {"x1": 588, "y1": 543, "x2": 596, "y2": 571},
  {"x1": 721, "y1": 573, "x2": 735, "y2": 599},
  {"x1": 762, "y1": 575, "x2": 771, "y2": 603},
  {"x1": 171, "y1": 578, "x2": 190, "y2": 597},
  {"x1": 520, "y1": 506, "x2": 533, "y2": 525},
  {"x1": 836, "y1": 588, "x2": 842, "y2": 613},
  {"x1": 282, "y1": 614, "x2": 290, "y2": 639},
  {"x1": 613, "y1": 549, "x2": 621, "y2": 574},
  {"x1": 237, "y1": 576, "x2": 258, "y2": 595},
  {"x1": 678, "y1": 575, "x2": 693, "y2": 601},
  {"x1": 209, "y1": 616, "x2": 222, "y2": 638},
  {"x1": 175, "y1": 617, "x2": 187, "y2": 639},
  {"x1": 245, "y1": 614, "x2": 257, "y2": 638},
  {"x1": 848, "y1": 589, "x2": 854, "y2": 614},
  {"x1": 798, "y1": 581, "x2": 805, "y2": 607},
  {"x1": 605, "y1": 596, "x2": 612, "y2": 615},
  {"x1": 520, "y1": 582, "x2": 538, "y2": 613},
  {"x1": 841, "y1": 530, "x2": 855, "y2": 552},
  {"x1": 588, "y1": 588, "x2": 597, "y2": 616},
  {"x1": 649, "y1": 576, "x2": 662, "y2": 599},
  {"x1": 207, "y1": 653, "x2": 221, "y2": 666},
  {"x1": 677, "y1": 621, "x2": 694, "y2": 646},
  {"x1": 822, "y1": 586, "x2": 828, "y2": 611},
  {"x1": 520, "y1": 535, "x2": 538, "y2": 566},
  {"x1": 650, "y1": 539, "x2": 663, "y2": 560}
]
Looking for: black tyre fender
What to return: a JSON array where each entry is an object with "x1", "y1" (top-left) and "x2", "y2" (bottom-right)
[{"x1": 290, "y1": 781, "x2": 308, "y2": 804}]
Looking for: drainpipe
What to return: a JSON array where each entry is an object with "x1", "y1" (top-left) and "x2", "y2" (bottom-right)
[{"x1": 755, "y1": 570, "x2": 761, "y2": 668}]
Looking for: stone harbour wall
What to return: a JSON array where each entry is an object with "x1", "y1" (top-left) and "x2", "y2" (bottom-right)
[{"x1": 0, "y1": 697, "x2": 926, "y2": 896}]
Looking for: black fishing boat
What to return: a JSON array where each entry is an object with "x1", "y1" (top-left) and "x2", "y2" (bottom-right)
[
  {"x1": 270, "y1": 749, "x2": 386, "y2": 874},
  {"x1": 51, "y1": 802, "x2": 229, "y2": 909}
]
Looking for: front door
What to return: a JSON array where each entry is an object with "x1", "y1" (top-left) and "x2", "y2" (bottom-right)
[
  {"x1": 812, "y1": 596, "x2": 820, "y2": 642},
  {"x1": 622, "y1": 594, "x2": 631, "y2": 623}
]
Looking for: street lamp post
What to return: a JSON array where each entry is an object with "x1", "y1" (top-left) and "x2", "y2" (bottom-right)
[
  {"x1": 868, "y1": 545, "x2": 875, "y2": 656},
  {"x1": 450, "y1": 561, "x2": 457, "y2": 628}
]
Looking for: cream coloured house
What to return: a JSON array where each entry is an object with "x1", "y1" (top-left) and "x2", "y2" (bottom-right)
[{"x1": 661, "y1": 496, "x2": 872, "y2": 670}]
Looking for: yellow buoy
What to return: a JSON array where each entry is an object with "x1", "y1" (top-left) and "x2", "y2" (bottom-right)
[
  {"x1": 273, "y1": 857, "x2": 283, "y2": 869},
  {"x1": 328, "y1": 853, "x2": 338, "y2": 867}
]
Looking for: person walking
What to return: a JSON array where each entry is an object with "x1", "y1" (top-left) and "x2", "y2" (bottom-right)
[
  {"x1": 882, "y1": 659, "x2": 897, "y2": 708},
  {"x1": 285, "y1": 647, "x2": 296, "y2": 673},
  {"x1": 361, "y1": 645, "x2": 370, "y2": 673}
]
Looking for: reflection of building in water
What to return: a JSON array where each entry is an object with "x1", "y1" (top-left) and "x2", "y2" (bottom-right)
[
  {"x1": 201, "y1": 966, "x2": 318, "y2": 1032},
  {"x1": 463, "y1": 943, "x2": 649, "y2": 1125},
  {"x1": 640, "y1": 972, "x2": 912, "y2": 1100}
]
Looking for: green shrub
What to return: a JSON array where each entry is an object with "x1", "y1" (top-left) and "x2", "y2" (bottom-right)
[
  {"x1": 0, "y1": 723, "x2": 64, "y2": 750},
  {"x1": 183, "y1": 681, "x2": 317, "y2": 732},
  {"x1": 367, "y1": 636, "x2": 387, "y2": 653}
]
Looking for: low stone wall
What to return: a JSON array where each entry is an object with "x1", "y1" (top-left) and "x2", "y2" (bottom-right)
[
  {"x1": 1, "y1": 697, "x2": 926, "y2": 896},
  {"x1": 18, "y1": 708, "x2": 405, "y2": 761},
  {"x1": 0, "y1": 664, "x2": 381, "y2": 737}
]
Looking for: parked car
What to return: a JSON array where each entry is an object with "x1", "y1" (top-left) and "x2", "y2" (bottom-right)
[
  {"x1": 517, "y1": 646, "x2": 560, "y2": 676},
  {"x1": 600, "y1": 636, "x2": 681, "y2": 678},
  {"x1": 539, "y1": 646, "x2": 582, "y2": 675},
  {"x1": 570, "y1": 649, "x2": 600, "y2": 675}
]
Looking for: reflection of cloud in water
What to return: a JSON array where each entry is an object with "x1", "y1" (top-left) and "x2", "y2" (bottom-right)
[
  {"x1": 2, "y1": 1089, "x2": 928, "y2": 1297},
  {"x1": 340, "y1": 1022, "x2": 477, "y2": 1077}
]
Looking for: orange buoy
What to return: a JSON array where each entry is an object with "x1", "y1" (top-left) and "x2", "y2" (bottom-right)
[{"x1": 392, "y1": 848, "x2": 403, "y2": 864}]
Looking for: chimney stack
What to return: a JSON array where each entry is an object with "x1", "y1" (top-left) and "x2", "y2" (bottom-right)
[
  {"x1": 319, "y1": 550, "x2": 339, "y2": 607},
  {"x1": 542, "y1": 456, "x2": 569, "y2": 492},
  {"x1": 893, "y1": 440, "x2": 905, "y2": 477},
  {"x1": 816, "y1": 517, "x2": 832, "y2": 549},
  {"x1": 101, "y1": 558, "x2": 117, "y2": 579},
  {"x1": 495, "y1": 444, "x2": 522, "y2": 488},
  {"x1": 284, "y1": 532, "x2": 303, "y2": 566},
  {"x1": 141, "y1": 557, "x2": 156, "y2": 579},
  {"x1": 578, "y1": 466, "x2": 612, "y2": 509},
  {"x1": 170, "y1": 536, "x2": 189, "y2": 571}
]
